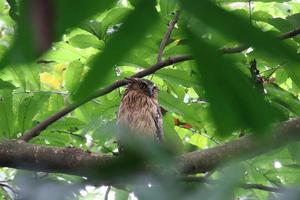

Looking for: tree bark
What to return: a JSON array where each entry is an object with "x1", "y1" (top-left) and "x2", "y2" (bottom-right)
[{"x1": 2, "y1": 118, "x2": 300, "y2": 179}]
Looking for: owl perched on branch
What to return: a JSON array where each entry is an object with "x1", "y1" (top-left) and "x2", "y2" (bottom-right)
[{"x1": 117, "y1": 78, "x2": 163, "y2": 152}]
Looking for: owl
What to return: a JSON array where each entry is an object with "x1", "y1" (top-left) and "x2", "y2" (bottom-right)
[{"x1": 117, "y1": 78, "x2": 163, "y2": 151}]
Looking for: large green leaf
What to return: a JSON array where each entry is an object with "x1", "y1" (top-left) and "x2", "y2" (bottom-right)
[
  {"x1": 68, "y1": 34, "x2": 105, "y2": 50},
  {"x1": 156, "y1": 69, "x2": 199, "y2": 88},
  {"x1": 47, "y1": 117, "x2": 85, "y2": 131},
  {"x1": 157, "y1": 0, "x2": 177, "y2": 18},
  {"x1": 159, "y1": 91, "x2": 203, "y2": 128},
  {"x1": 3, "y1": 64, "x2": 40, "y2": 90},
  {"x1": 17, "y1": 93, "x2": 50, "y2": 133},
  {"x1": 0, "y1": 90, "x2": 14, "y2": 138},
  {"x1": 0, "y1": 79, "x2": 16, "y2": 89},
  {"x1": 186, "y1": 30, "x2": 283, "y2": 135},
  {"x1": 64, "y1": 60, "x2": 84, "y2": 94},
  {"x1": 73, "y1": 0, "x2": 159, "y2": 101},
  {"x1": 181, "y1": 0, "x2": 300, "y2": 87},
  {"x1": 100, "y1": 7, "x2": 132, "y2": 38},
  {"x1": 0, "y1": 0, "x2": 116, "y2": 66},
  {"x1": 92, "y1": 120, "x2": 116, "y2": 145},
  {"x1": 266, "y1": 84, "x2": 300, "y2": 116}
]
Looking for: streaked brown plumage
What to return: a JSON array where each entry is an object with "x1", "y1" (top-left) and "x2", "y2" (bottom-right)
[{"x1": 117, "y1": 78, "x2": 163, "y2": 151}]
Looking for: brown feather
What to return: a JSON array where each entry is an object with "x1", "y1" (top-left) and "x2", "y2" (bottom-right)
[{"x1": 117, "y1": 78, "x2": 163, "y2": 151}]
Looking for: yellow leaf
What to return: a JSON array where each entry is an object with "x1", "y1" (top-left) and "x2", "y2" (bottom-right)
[
  {"x1": 40, "y1": 72, "x2": 61, "y2": 90},
  {"x1": 189, "y1": 134, "x2": 208, "y2": 149}
]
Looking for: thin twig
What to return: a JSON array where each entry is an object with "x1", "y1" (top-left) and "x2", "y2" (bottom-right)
[
  {"x1": 278, "y1": 27, "x2": 300, "y2": 40},
  {"x1": 248, "y1": 0, "x2": 252, "y2": 25},
  {"x1": 265, "y1": 65, "x2": 281, "y2": 80},
  {"x1": 157, "y1": 11, "x2": 180, "y2": 63},
  {"x1": 13, "y1": 90, "x2": 68, "y2": 96},
  {"x1": 104, "y1": 186, "x2": 111, "y2": 200},
  {"x1": 0, "y1": 183, "x2": 17, "y2": 198}
]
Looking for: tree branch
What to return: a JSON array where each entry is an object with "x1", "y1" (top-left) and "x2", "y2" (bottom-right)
[
  {"x1": 20, "y1": 55, "x2": 192, "y2": 142},
  {"x1": 7, "y1": 118, "x2": 300, "y2": 181},
  {"x1": 219, "y1": 26, "x2": 300, "y2": 54},
  {"x1": 178, "y1": 118, "x2": 300, "y2": 174},
  {"x1": 157, "y1": 11, "x2": 180, "y2": 63},
  {"x1": 20, "y1": 26, "x2": 300, "y2": 142},
  {"x1": 181, "y1": 176, "x2": 286, "y2": 193},
  {"x1": 277, "y1": 27, "x2": 300, "y2": 40},
  {"x1": 240, "y1": 183, "x2": 284, "y2": 193}
]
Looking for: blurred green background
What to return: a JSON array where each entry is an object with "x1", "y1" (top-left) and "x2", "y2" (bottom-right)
[{"x1": 0, "y1": 0, "x2": 300, "y2": 199}]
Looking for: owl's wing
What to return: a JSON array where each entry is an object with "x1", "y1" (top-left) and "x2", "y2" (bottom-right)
[{"x1": 152, "y1": 105, "x2": 164, "y2": 143}]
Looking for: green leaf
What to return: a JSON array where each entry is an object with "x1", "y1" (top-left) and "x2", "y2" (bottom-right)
[
  {"x1": 189, "y1": 134, "x2": 208, "y2": 149},
  {"x1": 73, "y1": 0, "x2": 159, "y2": 101},
  {"x1": 286, "y1": 13, "x2": 300, "y2": 28},
  {"x1": 68, "y1": 34, "x2": 105, "y2": 50},
  {"x1": 0, "y1": 79, "x2": 16, "y2": 89},
  {"x1": 181, "y1": 0, "x2": 300, "y2": 87},
  {"x1": 64, "y1": 60, "x2": 84, "y2": 94},
  {"x1": 4, "y1": 64, "x2": 40, "y2": 90},
  {"x1": 47, "y1": 117, "x2": 85, "y2": 131},
  {"x1": 92, "y1": 120, "x2": 116, "y2": 144},
  {"x1": 159, "y1": 91, "x2": 203, "y2": 128},
  {"x1": 0, "y1": 90, "x2": 14, "y2": 138},
  {"x1": 115, "y1": 188, "x2": 129, "y2": 200},
  {"x1": 266, "y1": 84, "x2": 300, "y2": 116},
  {"x1": 186, "y1": 30, "x2": 283, "y2": 135},
  {"x1": 0, "y1": 0, "x2": 116, "y2": 66},
  {"x1": 41, "y1": 42, "x2": 84, "y2": 63},
  {"x1": 252, "y1": 11, "x2": 273, "y2": 23},
  {"x1": 77, "y1": 91, "x2": 120, "y2": 122},
  {"x1": 268, "y1": 18, "x2": 293, "y2": 32},
  {"x1": 156, "y1": 69, "x2": 199, "y2": 88},
  {"x1": 288, "y1": 142, "x2": 300, "y2": 163},
  {"x1": 163, "y1": 113, "x2": 184, "y2": 153},
  {"x1": 18, "y1": 93, "x2": 50, "y2": 133},
  {"x1": 158, "y1": 0, "x2": 177, "y2": 18},
  {"x1": 100, "y1": 7, "x2": 132, "y2": 38}
]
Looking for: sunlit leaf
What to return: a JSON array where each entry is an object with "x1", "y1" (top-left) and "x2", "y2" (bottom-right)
[
  {"x1": 64, "y1": 60, "x2": 84, "y2": 94},
  {"x1": 73, "y1": 0, "x2": 159, "y2": 101},
  {"x1": 68, "y1": 34, "x2": 105, "y2": 50},
  {"x1": 18, "y1": 93, "x2": 50, "y2": 133},
  {"x1": 0, "y1": 0, "x2": 116, "y2": 66},
  {"x1": 0, "y1": 89, "x2": 14, "y2": 138},
  {"x1": 0, "y1": 79, "x2": 16, "y2": 89}
]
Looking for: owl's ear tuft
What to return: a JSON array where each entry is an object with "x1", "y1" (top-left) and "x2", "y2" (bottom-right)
[{"x1": 124, "y1": 77, "x2": 139, "y2": 84}]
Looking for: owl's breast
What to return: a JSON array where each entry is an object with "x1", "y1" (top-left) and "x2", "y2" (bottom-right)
[{"x1": 117, "y1": 93, "x2": 160, "y2": 140}]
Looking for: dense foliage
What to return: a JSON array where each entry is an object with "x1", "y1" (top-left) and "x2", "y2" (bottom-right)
[{"x1": 0, "y1": 0, "x2": 300, "y2": 199}]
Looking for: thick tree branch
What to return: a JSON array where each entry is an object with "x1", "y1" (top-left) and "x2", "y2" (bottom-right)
[
  {"x1": 157, "y1": 11, "x2": 180, "y2": 63},
  {"x1": 20, "y1": 55, "x2": 192, "y2": 142},
  {"x1": 8, "y1": 118, "x2": 300, "y2": 181},
  {"x1": 178, "y1": 118, "x2": 300, "y2": 174},
  {"x1": 20, "y1": 27, "x2": 300, "y2": 142}
]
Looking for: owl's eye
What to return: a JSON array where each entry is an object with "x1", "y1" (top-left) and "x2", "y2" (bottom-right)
[{"x1": 140, "y1": 83, "x2": 147, "y2": 89}]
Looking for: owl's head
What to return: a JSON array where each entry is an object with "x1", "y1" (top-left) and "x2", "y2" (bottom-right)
[{"x1": 124, "y1": 77, "x2": 158, "y2": 97}]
